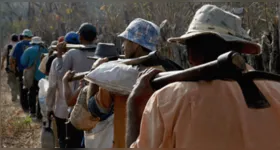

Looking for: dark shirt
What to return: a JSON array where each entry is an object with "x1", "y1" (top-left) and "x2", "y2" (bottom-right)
[{"x1": 46, "y1": 53, "x2": 57, "y2": 75}]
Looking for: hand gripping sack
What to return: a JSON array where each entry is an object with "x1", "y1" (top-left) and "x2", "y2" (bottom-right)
[
  {"x1": 23, "y1": 46, "x2": 42, "y2": 89},
  {"x1": 69, "y1": 86, "x2": 99, "y2": 131},
  {"x1": 84, "y1": 61, "x2": 139, "y2": 95}
]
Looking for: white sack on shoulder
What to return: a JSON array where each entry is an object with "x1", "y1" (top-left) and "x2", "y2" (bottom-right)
[{"x1": 85, "y1": 61, "x2": 139, "y2": 95}]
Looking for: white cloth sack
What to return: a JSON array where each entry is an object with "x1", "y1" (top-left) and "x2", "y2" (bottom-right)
[
  {"x1": 38, "y1": 78, "x2": 49, "y2": 123},
  {"x1": 85, "y1": 61, "x2": 139, "y2": 95},
  {"x1": 84, "y1": 114, "x2": 114, "y2": 148}
]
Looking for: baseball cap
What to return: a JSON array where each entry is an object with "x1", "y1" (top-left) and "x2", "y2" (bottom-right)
[
  {"x1": 65, "y1": 31, "x2": 80, "y2": 44},
  {"x1": 21, "y1": 29, "x2": 33, "y2": 37},
  {"x1": 77, "y1": 23, "x2": 97, "y2": 41}
]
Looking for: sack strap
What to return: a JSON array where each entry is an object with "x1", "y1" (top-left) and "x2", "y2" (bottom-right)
[{"x1": 33, "y1": 45, "x2": 42, "y2": 67}]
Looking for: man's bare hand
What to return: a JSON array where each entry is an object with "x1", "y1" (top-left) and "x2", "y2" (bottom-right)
[
  {"x1": 91, "y1": 57, "x2": 108, "y2": 70},
  {"x1": 63, "y1": 70, "x2": 75, "y2": 83},
  {"x1": 128, "y1": 68, "x2": 162, "y2": 117},
  {"x1": 56, "y1": 42, "x2": 67, "y2": 57}
]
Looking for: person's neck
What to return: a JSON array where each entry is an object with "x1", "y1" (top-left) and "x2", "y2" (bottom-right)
[{"x1": 81, "y1": 41, "x2": 94, "y2": 45}]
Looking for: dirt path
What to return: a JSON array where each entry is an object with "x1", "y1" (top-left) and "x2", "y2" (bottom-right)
[{"x1": 1, "y1": 71, "x2": 41, "y2": 148}]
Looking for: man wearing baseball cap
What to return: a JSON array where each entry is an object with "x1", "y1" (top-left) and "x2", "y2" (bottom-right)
[
  {"x1": 46, "y1": 32, "x2": 80, "y2": 148},
  {"x1": 127, "y1": 4, "x2": 280, "y2": 148},
  {"x1": 56, "y1": 23, "x2": 97, "y2": 148},
  {"x1": 11, "y1": 29, "x2": 33, "y2": 112}
]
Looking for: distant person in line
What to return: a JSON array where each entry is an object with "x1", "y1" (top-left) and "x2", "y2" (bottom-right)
[
  {"x1": 11, "y1": 29, "x2": 33, "y2": 112},
  {"x1": 1, "y1": 34, "x2": 20, "y2": 102},
  {"x1": 46, "y1": 32, "x2": 80, "y2": 148},
  {"x1": 45, "y1": 36, "x2": 64, "y2": 76},
  {"x1": 21, "y1": 36, "x2": 48, "y2": 120},
  {"x1": 56, "y1": 23, "x2": 97, "y2": 148}
]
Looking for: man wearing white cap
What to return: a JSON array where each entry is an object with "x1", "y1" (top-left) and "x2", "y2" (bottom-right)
[
  {"x1": 11, "y1": 29, "x2": 33, "y2": 112},
  {"x1": 127, "y1": 4, "x2": 280, "y2": 148},
  {"x1": 21, "y1": 36, "x2": 48, "y2": 119}
]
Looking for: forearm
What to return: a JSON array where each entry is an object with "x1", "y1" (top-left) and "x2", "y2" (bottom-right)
[
  {"x1": 126, "y1": 94, "x2": 144, "y2": 147},
  {"x1": 86, "y1": 83, "x2": 99, "y2": 101},
  {"x1": 46, "y1": 86, "x2": 56, "y2": 112},
  {"x1": 68, "y1": 87, "x2": 82, "y2": 107},
  {"x1": 63, "y1": 80, "x2": 73, "y2": 106}
]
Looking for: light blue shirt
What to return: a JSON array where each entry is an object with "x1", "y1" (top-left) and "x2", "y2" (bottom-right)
[{"x1": 21, "y1": 44, "x2": 48, "y2": 81}]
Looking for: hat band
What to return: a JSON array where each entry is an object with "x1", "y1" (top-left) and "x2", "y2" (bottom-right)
[
  {"x1": 187, "y1": 22, "x2": 252, "y2": 41},
  {"x1": 187, "y1": 22, "x2": 237, "y2": 36}
]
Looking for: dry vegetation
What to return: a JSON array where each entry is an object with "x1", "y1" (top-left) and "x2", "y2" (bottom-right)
[
  {"x1": 1, "y1": 2, "x2": 280, "y2": 148},
  {"x1": 0, "y1": 71, "x2": 41, "y2": 148},
  {"x1": 1, "y1": 2, "x2": 280, "y2": 69}
]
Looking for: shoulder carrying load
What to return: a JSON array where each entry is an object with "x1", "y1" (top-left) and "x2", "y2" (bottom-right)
[
  {"x1": 71, "y1": 51, "x2": 183, "y2": 82},
  {"x1": 85, "y1": 51, "x2": 280, "y2": 109},
  {"x1": 85, "y1": 62, "x2": 139, "y2": 95},
  {"x1": 51, "y1": 44, "x2": 97, "y2": 50}
]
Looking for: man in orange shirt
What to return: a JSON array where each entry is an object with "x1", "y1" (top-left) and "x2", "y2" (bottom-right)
[{"x1": 127, "y1": 4, "x2": 280, "y2": 149}]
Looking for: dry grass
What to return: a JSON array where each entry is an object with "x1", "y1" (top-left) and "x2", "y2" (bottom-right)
[{"x1": 1, "y1": 71, "x2": 41, "y2": 148}]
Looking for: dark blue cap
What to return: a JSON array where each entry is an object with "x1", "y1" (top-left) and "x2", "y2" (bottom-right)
[{"x1": 65, "y1": 31, "x2": 80, "y2": 44}]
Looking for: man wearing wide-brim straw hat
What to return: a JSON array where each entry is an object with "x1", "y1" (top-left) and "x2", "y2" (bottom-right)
[{"x1": 126, "y1": 4, "x2": 280, "y2": 148}]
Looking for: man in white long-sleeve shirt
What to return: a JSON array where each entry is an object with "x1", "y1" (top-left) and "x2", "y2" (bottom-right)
[{"x1": 54, "y1": 23, "x2": 97, "y2": 148}]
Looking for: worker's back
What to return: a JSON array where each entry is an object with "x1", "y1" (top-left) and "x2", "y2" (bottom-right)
[
  {"x1": 132, "y1": 67, "x2": 280, "y2": 149},
  {"x1": 63, "y1": 48, "x2": 95, "y2": 90}
]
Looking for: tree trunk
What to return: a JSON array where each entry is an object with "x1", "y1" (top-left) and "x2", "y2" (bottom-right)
[{"x1": 269, "y1": 16, "x2": 280, "y2": 73}]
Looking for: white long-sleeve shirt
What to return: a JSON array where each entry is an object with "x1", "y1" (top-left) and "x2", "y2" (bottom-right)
[{"x1": 46, "y1": 58, "x2": 69, "y2": 119}]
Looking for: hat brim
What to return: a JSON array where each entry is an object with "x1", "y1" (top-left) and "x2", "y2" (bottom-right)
[
  {"x1": 118, "y1": 31, "x2": 156, "y2": 52},
  {"x1": 167, "y1": 31, "x2": 261, "y2": 55},
  {"x1": 118, "y1": 31, "x2": 127, "y2": 39},
  {"x1": 22, "y1": 35, "x2": 33, "y2": 37},
  {"x1": 30, "y1": 42, "x2": 44, "y2": 45},
  {"x1": 87, "y1": 55, "x2": 125, "y2": 60}
]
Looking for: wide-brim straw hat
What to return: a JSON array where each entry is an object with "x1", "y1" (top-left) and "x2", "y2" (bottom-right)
[{"x1": 168, "y1": 4, "x2": 261, "y2": 55}]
